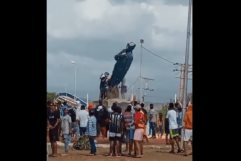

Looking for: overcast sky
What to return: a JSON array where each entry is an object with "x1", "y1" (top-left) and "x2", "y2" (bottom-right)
[{"x1": 47, "y1": 0, "x2": 192, "y2": 103}]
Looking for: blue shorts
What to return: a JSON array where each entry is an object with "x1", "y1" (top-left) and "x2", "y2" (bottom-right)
[{"x1": 125, "y1": 129, "x2": 135, "y2": 142}]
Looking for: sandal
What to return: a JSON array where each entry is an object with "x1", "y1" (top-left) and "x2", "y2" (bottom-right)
[
  {"x1": 177, "y1": 149, "x2": 184, "y2": 153},
  {"x1": 88, "y1": 153, "x2": 96, "y2": 156},
  {"x1": 134, "y1": 155, "x2": 142, "y2": 158},
  {"x1": 105, "y1": 153, "x2": 113, "y2": 157},
  {"x1": 49, "y1": 154, "x2": 58, "y2": 157}
]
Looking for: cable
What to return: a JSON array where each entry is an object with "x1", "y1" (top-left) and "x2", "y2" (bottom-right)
[{"x1": 142, "y1": 46, "x2": 176, "y2": 64}]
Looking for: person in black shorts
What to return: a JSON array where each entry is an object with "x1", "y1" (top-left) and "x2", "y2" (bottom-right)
[
  {"x1": 107, "y1": 103, "x2": 124, "y2": 157},
  {"x1": 47, "y1": 102, "x2": 60, "y2": 157},
  {"x1": 165, "y1": 117, "x2": 170, "y2": 144}
]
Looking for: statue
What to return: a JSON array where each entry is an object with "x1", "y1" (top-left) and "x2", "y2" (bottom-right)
[{"x1": 99, "y1": 42, "x2": 136, "y2": 100}]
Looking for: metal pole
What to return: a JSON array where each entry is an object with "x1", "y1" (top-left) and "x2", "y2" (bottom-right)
[
  {"x1": 181, "y1": 0, "x2": 192, "y2": 147},
  {"x1": 71, "y1": 60, "x2": 77, "y2": 101},
  {"x1": 183, "y1": 0, "x2": 192, "y2": 114},
  {"x1": 140, "y1": 39, "x2": 144, "y2": 103},
  {"x1": 74, "y1": 66, "x2": 76, "y2": 101},
  {"x1": 86, "y1": 93, "x2": 88, "y2": 109},
  {"x1": 175, "y1": 94, "x2": 177, "y2": 103},
  {"x1": 179, "y1": 64, "x2": 185, "y2": 103}
]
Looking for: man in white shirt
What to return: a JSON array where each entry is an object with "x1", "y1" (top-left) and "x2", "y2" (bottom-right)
[
  {"x1": 76, "y1": 105, "x2": 89, "y2": 136},
  {"x1": 166, "y1": 103, "x2": 182, "y2": 153}
]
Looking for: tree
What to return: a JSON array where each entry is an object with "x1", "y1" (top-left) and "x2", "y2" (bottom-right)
[
  {"x1": 47, "y1": 92, "x2": 56, "y2": 102},
  {"x1": 161, "y1": 104, "x2": 168, "y2": 116}
]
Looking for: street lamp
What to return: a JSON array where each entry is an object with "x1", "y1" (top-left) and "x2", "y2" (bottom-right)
[
  {"x1": 140, "y1": 39, "x2": 144, "y2": 103},
  {"x1": 71, "y1": 60, "x2": 77, "y2": 101}
]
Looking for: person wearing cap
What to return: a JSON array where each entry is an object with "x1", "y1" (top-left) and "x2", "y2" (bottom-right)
[
  {"x1": 88, "y1": 103, "x2": 94, "y2": 111},
  {"x1": 86, "y1": 109, "x2": 97, "y2": 156},
  {"x1": 183, "y1": 103, "x2": 192, "y2": 156},
  {"x1": 133, "y1": 104, "x2": 145, "y2": 158},
  {"x1": 95, "y1": 100, "x2": 109, "y2": 138}
]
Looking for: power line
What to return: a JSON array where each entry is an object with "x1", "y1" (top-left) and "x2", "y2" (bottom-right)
[
  {"x1": 142, "y1": 46, "x2": 176, "y2": 64},
  {"x1": 175, "y1": 77, "x2": 192, "y2": 80}
]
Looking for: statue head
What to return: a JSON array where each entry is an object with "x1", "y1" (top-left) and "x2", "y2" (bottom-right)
[{"x1": 126, "y1": 42, "x2": 136, "y2": 52}]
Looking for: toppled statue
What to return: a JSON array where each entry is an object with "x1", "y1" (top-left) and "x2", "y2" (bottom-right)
[
  {"x1": 99, "y1": 42, "x2": 136, "y2": 100},
  {"x1": 109, "y1": 42, "x2": 136, "y2": 87}
]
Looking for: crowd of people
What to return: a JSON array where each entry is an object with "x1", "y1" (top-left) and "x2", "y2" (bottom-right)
[{"x1": 47, "y1": 100, "x2": 193, "y2": 158}]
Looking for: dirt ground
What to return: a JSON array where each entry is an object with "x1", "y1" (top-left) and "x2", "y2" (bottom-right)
[{"x1": 48, "y1": 137, "x2": 192, "y2": 161}]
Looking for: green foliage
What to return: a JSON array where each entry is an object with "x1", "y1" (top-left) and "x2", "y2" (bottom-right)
[
  {"x1": 161, "y1": 104, "x2": 168, "y2": 116},
  {"x1": 47, "y1": 92, "x2": 57, "y2": 102}
]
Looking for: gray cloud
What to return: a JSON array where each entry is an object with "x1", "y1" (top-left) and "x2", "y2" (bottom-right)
[
  {"x1": 162, "y1": 0, "x2": 189, "y2": 6},
  {"x1": 110, "y1": 0, "x2": 189, "y2": 6},
  {"x1": 109, "y1": 0, "x2": 149, "y2": 5}
]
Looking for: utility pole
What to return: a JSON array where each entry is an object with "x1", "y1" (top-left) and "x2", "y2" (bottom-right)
[
  {"x1": 179, "y1": 64, "x2": 185, "y2": 103},
  {"x1": 142, "y1": 76, "x2": 154, "y2": 103},
  {"x1": 181, "y1": 0, "x2": 192, "y2": 148},
  {"x1": 71, "y1": 60, "x2": 77, "y2": 101},
  {"x1": 183, "y1": 0, "x2": 192, "y2": 111},
  {"x1": 173, "y1": 63, "x2": 190, "y2": 104},
  {"x1": 140, "y1": 39, "x2": 144, "y2": 103}
]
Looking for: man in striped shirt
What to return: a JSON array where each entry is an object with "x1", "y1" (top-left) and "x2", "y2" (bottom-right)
[
  {"x1": 107, "y1": 103, "x2": 124, "y2": 157},
  {"x1": 123, "y1": 104, "x2": 135, "y2": 156}
]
